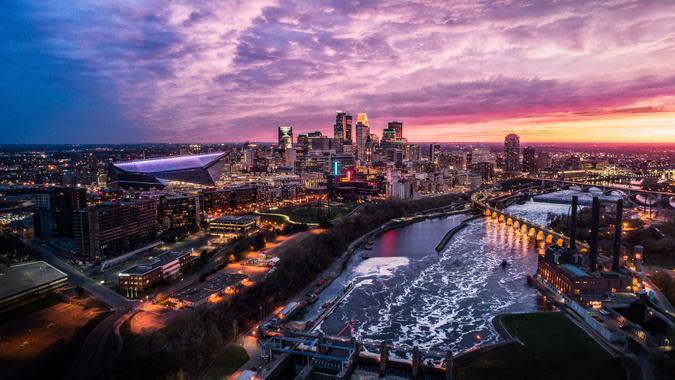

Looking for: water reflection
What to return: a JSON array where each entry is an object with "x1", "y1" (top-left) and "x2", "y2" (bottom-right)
[{"x1": 302, "y1": 201, "x2": 567, "y2": 354}]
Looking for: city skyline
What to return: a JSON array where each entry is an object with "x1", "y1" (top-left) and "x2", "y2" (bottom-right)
[
  {"x1": 2, "y1": 2, "x2": 675, "y2": 379},
  {"x1": 3, "y1": 1, "x2": 675, "y2": 144}
]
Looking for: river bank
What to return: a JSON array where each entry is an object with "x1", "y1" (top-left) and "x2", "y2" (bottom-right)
[
  {"x1": 435, "y1": 215, "x2": 481, "y2": 252},
  {"x1": 300, "y1": 205, "x2": 474, "y2": 331},
  {"x1": 299, "y1": 197, "x2": 575, "y2": 358}
]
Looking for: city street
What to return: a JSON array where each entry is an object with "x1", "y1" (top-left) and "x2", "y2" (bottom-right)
[{"x1": 27, "y1": 240, "x2": 135, "y2": 310}]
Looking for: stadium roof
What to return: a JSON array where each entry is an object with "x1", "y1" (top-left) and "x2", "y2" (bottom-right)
[
  {"x1": 113, "y1": 152, "x2": 226, "y2": 173},
  {"x1": 110, "y1": 152, "x2": 229, "y2": 189}
]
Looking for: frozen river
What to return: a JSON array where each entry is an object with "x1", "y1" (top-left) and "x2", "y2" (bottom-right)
[{"x1": 298, "y1": 199, "x2": 571, "y2": 354}]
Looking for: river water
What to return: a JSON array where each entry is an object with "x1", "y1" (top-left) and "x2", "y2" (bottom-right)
[{"x1": 299, "y1": 199, "x2": 572, "y2": 355}]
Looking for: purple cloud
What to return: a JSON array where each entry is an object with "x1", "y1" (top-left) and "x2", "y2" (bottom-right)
[{"x1": 3, "y1": 0, "x2": 675, "y2": 143}]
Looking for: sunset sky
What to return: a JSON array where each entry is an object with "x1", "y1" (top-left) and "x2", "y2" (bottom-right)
[{"x1": 2, "y1": 0, "x2": 675, "y2": 144}]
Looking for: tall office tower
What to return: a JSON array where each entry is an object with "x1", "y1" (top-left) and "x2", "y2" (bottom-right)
[
  {"x1": 334, "y1": 111, "x2": 353, "y2": 143},
  {"x1": 77, "y1": 199, "x2": 159, "y2": 259},
  {"x1": 345, "y1": 113, "x2": 353, "y2": 143},
  {"x1": 243, "y1": 142, "x2": 256, "y2": 171},
  {"x1": 356, "y1": 123, "x2": 370, "y2": 159},
  {"x1": 522, "y1": 146, "x2": 536, "y2": 173},
  {"x1": 356, "y1": 113, "x2": 368, "y2": 127},
  {"x1": 278, "y1": 125, "x2": 293, "y2": 150},
  {"x1": 388, "y1": 121, "x2": 403, "y2": 141},
  {"x1": 503, "y1": 133, "x2": 521, "y2": 173},
  {"x1": 334, "y1": 111, "x2": 345, "y2": 140},
  {"x1": 430, "y1": 143, "x2": 441, "y2": 163}
]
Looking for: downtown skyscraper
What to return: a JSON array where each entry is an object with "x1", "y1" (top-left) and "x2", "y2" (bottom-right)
[
  {"x1": 522, "y1": 146, "x2": 536, "y2": 173},
  {"x1": 334, "y1": 111, "x2": 353, "y2": 144},
  {"x1": 387, "y1": 121, "x2": 403, "y2": 141},
  {"x1": 355, "y1": 113, "x2": 370, "y2": 161},
  {"x1": 504, "y1": 133, "x2": 521, "y2": 174},
  {"x1": 278, "y1": 125, "x2": 293, "y2": 150}
]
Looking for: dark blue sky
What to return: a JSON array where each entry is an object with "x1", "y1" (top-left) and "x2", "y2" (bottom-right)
[{"x1": 1, "y1": 1, "x2": 146, "y2": 143}]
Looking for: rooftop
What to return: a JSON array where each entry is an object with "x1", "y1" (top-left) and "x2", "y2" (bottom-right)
[
  {"x1": 560, "y1": 263, "x2": 590, "y2": 278},
  {"x1": 120, "y1": 251, "x2": 191, "y2": 276},
  {"x1": 113, "y1": 152, "x2": 226, "y2": 173},
  {"x1": 120, "y1": 262, "x2": 161, "y2": 276},
  {"x1": 0, "y1": 261, "x2": 68, "y2": 302}
]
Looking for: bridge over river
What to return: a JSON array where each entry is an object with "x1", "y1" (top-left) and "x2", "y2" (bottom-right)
[{"x1": 471, "y1": 193, "x2": 589, "y2": 251}]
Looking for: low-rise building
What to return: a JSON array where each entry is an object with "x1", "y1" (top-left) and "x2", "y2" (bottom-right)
[
  {"x1": 537, "y1": 246, "x2": 635, "y2": 305},
  {"x1": 0, "y1": 261, "x2": 68, "y2": 309},
  {"x1": 208, "y1": 215, "x2": 260, "y2": 235},
  {"x1": 118, "y1": 251, "x2": 196, "y2": 298}
]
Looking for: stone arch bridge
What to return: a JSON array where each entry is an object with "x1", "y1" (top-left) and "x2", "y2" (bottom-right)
[{"x1": 474, "y1": 199, "x2": 589, "y2": 250}]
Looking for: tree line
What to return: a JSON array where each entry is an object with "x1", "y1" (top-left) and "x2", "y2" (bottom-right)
[{"x1": 105, "y1": 193, "x2": 465, "y2": 380}]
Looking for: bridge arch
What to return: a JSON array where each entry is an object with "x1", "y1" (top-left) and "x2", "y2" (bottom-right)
[
  {"x1": 498, "y1": 214, "x2": 505, "y2": 223},
  {"x1": 484, "y1": 209, "x2": 491, "y2": 217},
  {"x1": 491, "y1": 211, "x2": 498, "y2": 219},
  {"x1": 520, "y1": 224, "x2": 528, "y2": 234},
  {"x1": 606, "y1": 189, "x2": 626, "y2": 197},
  {"x1": 513, "y1": 220, "x2": 520, "y2": 229},
  {"x1": 635, "y1": 194, "x2": 658, "y2": 206},
  {"x1": 556, "y1": 238, "x2": 565, "y2": 247},
  {"x1": 535, "y1": 230, "x2": 544, "y2": 240},
  {"x1": 506, "y1": 217, "x2": 513, "y2": 226},
  {"x1": 545, "y1": 234, "x2": 554, "y2": 245}
]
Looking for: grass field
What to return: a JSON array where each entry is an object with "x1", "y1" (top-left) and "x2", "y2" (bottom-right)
[
  {"x1": 457, "y1": 312, "x2": 626, "y2": 380},
  {"x1": 199, "y1": 344, "x2": 249, "y2": 380},
  {"x1": 267, "y1": 202, "x2": 359, "y2": 224},
  {"x1": 262, "y1": 202, "x2": 358, "y2": 224}
]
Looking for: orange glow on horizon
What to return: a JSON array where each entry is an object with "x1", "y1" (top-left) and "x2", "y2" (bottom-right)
[{"x1": 403, "y1": 111, "x2": 675, "y2": 143}]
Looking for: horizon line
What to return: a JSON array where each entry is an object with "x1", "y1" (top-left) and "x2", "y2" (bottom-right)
[{"x1": 2, "y1": 141, "x2": 675, "y2": 146}]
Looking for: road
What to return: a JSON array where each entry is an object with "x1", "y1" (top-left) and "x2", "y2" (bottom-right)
[
  {"x1": 28, "y1": 240, "x2": 135, "y2": 310},
  {"x1": 210, "y1": 230, "x2": 330, "y2": 379},
  {"x1": 63, "y1": 309, "x2": 131, "y2": 380}
]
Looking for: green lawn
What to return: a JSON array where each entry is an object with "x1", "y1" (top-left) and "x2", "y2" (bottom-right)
[
  {"x1": 458, "y1": 312, "x2": 626, "y2": 380},
  {"x1": 199, "y1": 345, "x2": 249, "y2": 380},
  {"x1": 269, "y1": 202, "x2": 358, "y2": 224}
]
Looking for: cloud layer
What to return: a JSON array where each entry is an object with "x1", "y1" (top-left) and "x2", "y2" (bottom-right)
[{"x1": 2, "y1": 0, "x2": 675, "y2": 143}]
